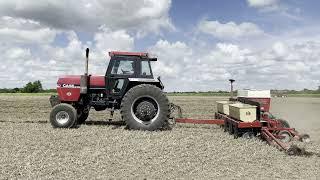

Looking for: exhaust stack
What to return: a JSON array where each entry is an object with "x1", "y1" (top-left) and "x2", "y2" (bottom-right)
[
  {"x1": 80, "y1": 48, "x2": 89, "y2": 94},
  {"x1": 85, "y1": 48, "x2": 89, "y2": 75},
  {"x1": 229, "y1": 79, "x2": 235, "y2": 99}
]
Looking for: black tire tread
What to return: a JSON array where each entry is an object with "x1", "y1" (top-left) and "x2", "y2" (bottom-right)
[
  {"x1": 120, "y1": 84, "x2": 169, "y2": 131},
  {"x1": 50, "y1": 103, "x2": 78, "y2": 128}
]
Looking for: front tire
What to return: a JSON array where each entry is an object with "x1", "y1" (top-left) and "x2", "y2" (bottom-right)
[
  {"x1": 50, "y1": 103, "x2": 77, "y2": 128},
  {"x1": 120, "y1": 84, "x2": 169, "y2": 131}
]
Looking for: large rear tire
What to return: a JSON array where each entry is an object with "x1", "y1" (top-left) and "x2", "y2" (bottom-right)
[
  {"x1": 120, "y1": 84, "x2": 169, "y2": 131},
  {"x1": 50, "y1": 103, "x2": 77, "y2": 128}
]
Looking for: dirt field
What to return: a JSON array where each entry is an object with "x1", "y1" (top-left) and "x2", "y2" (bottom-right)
[{"x1": 0, "y1": 96, "x2": 319, "y2": 179}]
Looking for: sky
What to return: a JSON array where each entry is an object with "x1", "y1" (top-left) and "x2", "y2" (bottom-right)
[{"x1": 0, "y1": 0, "x2": 320, "y2": 92}]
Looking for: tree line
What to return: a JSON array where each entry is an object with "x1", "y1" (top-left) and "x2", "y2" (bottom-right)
[
  {"x1": 0, "y1": 81, "x2": 56, "y2": 93},
  {"x1": 271, "y1": 88, "x2": 320, "y2": 95},
  {"x1": 0, "y1": 80, "x2": 319, "y2": 94}
]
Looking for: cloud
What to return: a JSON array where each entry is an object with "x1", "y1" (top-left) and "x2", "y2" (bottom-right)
[
  {"x1": 272, "y1": 41, "x2": 288, "y2": 57},
  {"x1": 94, "y1": 27, "x2": 134, "y2": 52},
  {"x1": 149, "y1": 39, "x2": 193, "y2": 79},
  {"x1": 198, "y1": 20, "x2": 264, "y2": 39},
  {"x1": 0, "y1": 1, "x2": 318, "y2": 92},
  {"x1": 148, "y1": 39, "x2": 320, "y2": 91},
  {"x1": 0, "y1": 1, "x2": 171, "y2": 89},
  {"x1": 1, "y1": 27, "x2": 319, "y2": 91},
  {"x1": 148, "y1": 40, "x2": 248, "y2": 91},
  {"x1": 0, "y1": 46, "x2": 42, "y2": 87},
  {"x1": 246, "y1": 0, "x2": 302, "y2": 21},
  {"x1": 0, "y1": 0, "x2": 173, "y2": 35},
  {"x1": 247, "y1": 0, "x2": 279, "y2": 11},
  {"x1": 247, "y1": 0, "x2": 278, "y2": 8},
  {"x1": 0, "y1": 28, "x2": 135, "y2": 88},
  {"x1": 0, "y1": 16, "x2": 56, "y2": 45}
]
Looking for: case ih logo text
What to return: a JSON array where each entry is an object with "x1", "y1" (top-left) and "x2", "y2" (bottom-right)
[{"x1": 57, "y1": 84, "x2": 80, "y2": 88}]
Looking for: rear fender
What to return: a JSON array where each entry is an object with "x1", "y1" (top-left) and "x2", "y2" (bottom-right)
[
  {"x1": 122, "y1": 81, "x2": 164, "y2": 101},
  {"x1": 127, "y1": 78, "x2": 163, "y2": 89}
]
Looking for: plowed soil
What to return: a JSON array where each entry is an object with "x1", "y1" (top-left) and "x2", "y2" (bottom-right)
[{"x1": 0, "y1": 96, "x2": 319, "y2": 179}]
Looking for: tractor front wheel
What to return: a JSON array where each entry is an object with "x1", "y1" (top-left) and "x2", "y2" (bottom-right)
[
  {"x1": 120, "y1": 84, "x2": 169, "y2": 131},
  {"x1": 50, "y1": 103, "x2": 78, "y2": 128}
]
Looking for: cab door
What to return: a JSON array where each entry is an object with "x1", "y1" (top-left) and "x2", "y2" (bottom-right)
[{"x1": 106, "y1": 57, "x2": 137, "y2": 98}]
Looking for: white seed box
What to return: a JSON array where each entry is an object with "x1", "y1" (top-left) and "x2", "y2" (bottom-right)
[
  {"x1": 229, "y1": 103, "x2": 257, "y2": 122},
  {"x1": 216, "y1": 101, "x2": 240, "y2": 115}
]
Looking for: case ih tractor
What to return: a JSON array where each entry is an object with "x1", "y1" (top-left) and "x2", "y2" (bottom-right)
[{"x1": 49, "y1": 49, "x2": 169, "y2": 130}]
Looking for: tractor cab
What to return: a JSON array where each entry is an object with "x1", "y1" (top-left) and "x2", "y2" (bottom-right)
[{"x1": 105, "y1": 51, "x2": 162, "y2": 99}]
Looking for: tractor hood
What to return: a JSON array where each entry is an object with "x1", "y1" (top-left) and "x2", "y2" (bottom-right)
[
  {"x1": 57, "y1": 75, "x2": 105, "y2": 88},
  {"x1": 57, "y1": 75, "x2": 81, "y2": 87}
]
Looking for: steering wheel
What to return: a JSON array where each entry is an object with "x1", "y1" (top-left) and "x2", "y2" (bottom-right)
[{"x1": 121, "y1": 69, "x2": 130, "y2": 74}]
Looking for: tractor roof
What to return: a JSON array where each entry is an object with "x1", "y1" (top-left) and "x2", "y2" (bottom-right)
[{"x1": 109, "y1": 51, "x2": 157, "y2": 61}]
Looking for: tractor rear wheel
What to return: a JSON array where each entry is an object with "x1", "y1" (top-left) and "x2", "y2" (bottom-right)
[
  {"x1": 50, "y1": 103, "x2": 77, "y2": 128},
  {"x1": 120, "y1": 84, "x2": 169, "y2": 131}
]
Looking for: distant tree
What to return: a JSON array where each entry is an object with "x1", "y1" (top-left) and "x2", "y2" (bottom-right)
[
  {"x1": 22, "y1": 82, "x2": 33, "y2": 93},
  {"x1": 0, "y1": 89, "x2": 9, "y2": 93},
  {"x1": 12, "y1": 88, "x2": 20, "y2": 93},
  {"x1": 33, "y1": 80, "x2": 43, "y2": 92},
  {"x1": 22, "y1": 81, "x2": 43, "y2": 93}
]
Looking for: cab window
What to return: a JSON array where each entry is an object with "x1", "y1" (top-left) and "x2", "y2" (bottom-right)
[
  {"x1": 141, "y1": 61, "x2": 151, "y2": 76},
  {"x1": 111, "y1": 60, "x2": 134, "y2": 75}
]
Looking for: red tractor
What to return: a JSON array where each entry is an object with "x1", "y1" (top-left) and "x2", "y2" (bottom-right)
[{"x1": 49, "y1": 49, "x2": 169, "y2": 130}]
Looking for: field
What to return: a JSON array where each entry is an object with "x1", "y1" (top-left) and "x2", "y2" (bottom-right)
[{"x1": 0, "y1": 96, "x2": 319, "y2": 179}]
